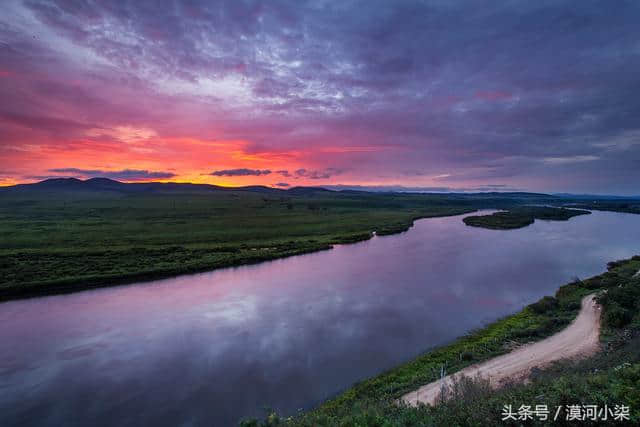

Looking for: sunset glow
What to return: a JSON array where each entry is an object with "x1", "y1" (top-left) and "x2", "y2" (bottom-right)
[{"x1": 1, "y1": 1, "x2": 639, "y2": 193}]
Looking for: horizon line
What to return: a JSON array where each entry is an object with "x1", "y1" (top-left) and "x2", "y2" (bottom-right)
[{"x1": 2, "y1": 176, "x2": 639, "y2": 198}]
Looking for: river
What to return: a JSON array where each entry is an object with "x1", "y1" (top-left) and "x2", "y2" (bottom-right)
[{"x1": 1, "y1": 210, "x2": 639, "y2": 426}]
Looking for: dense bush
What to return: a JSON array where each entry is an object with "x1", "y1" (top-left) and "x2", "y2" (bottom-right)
[
  {"x1": 607, "y1": 286, "x2": 638, "y2": 311},
  {"x1": 559, "y1": 299, "x2": 581, "y2": 311},
  {"x1": 460, "y1": 351, "x2": 474, "y2": 361},
  {"x1": 528, "y1": 296, "x2": 559, "y2": 314},
  {"x1": 598, "y1": 277, "x2": 640, "y2": 329},
  {"x1": 605, "y1": 304, "x2": 633, "y2": 328}
]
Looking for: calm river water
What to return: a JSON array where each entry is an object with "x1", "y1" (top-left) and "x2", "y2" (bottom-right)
[{"x1": 1, "y1": 210, "x2": 639, "y2": 426}]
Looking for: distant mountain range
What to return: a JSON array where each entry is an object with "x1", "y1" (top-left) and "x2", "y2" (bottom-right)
[
  {"x1": 0, "y1": 177, "x2": 333, "y2": 196},
  {"x1": 1, "y1": 178, "x2": 637, "y2": 200}
]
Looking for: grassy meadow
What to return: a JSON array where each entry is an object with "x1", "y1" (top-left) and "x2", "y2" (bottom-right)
[
  {"x1": 0, "y1": 183, "x2": 477, "y2": 298},
  {"x1": 1, "y1": 179, "x2": 638, "y2": 299}
]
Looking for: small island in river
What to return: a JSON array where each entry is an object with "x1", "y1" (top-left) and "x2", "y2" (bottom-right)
[{"x1": 463, "y1": 206, "x2": 592, "y2": 230}]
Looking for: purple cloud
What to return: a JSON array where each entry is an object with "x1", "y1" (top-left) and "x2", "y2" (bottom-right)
[
  {"x1": 47, "y1": 168, "x2": 176, "y2": 180},
  {"x1": 210, "y1": 168, "x2": 272, "y2": 177},
  {"x1": 0, "y1": 1, "x2": 639, "y2": 194},
  {"x1": 294, "y1": 168, "x2": 344, "y2": 180}
]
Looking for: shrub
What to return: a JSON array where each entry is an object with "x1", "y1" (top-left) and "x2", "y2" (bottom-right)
[
  {"x1": 607, "y1": 260, "x2": 624, "y2": 270},
  {"x1": 528, "y1": 296, "x2": 559, "y2": 314},
  {"x1": 460, "y1": 351, "x2": 474, "y2": 361},
  {"x1": 555, "y1": 283, "x2": 579, "y2": 298},
  {"x1": 560, "y1": 299, "x2": 581, "y2": 311},
  {"x1": 605, "y1": 304, "x2": 633, "y2": 328},
  {"x1": 607, "y1": 286, "x2": 639, "y2": 311},
  {"x1": 440, "y1": 374, "x2": 492, "y2": 404},
  {"x1": 600, "y1": 271, "x2": 623, "y2": 288}
]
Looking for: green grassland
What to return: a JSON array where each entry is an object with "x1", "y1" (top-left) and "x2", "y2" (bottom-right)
[
  {"x1": 0, "y1": 184, "x2": 477, "y2": 298},
  {"x1": 463, "y1": 206, "x2": 592, "y2": 230},
  {"x1": 243, "y1": 256, "x2": 640, "y2": 426},
  {"x1": 0, "y1": 180, "x2": 637, "y2": 300}
]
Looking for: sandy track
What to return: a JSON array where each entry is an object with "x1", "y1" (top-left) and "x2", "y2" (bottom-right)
[{"x1": 401, "y1": 294, "x2": 601, "y2": 407}]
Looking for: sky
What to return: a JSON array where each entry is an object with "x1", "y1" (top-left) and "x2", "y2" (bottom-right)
[{"x1": 0, "y1": 1, "x2": 639, "y2": 194}]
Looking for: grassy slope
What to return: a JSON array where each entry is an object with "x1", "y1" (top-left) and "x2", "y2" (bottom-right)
[
  {"x1": 463, "y1": 207, "x2": 591, "y2": 230},
  {"x1": 0, "y1": 189, "x2": 480, "y2": 298},
  {"x1": 242, "y1": 256, "x2": 640, "y2": 426}
]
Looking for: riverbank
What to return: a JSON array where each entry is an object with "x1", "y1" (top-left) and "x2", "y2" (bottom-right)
[
  {"x1": 401, "y1": 293, "x2": 601, "y2": 406},
  {"x1": 0, "y1": 207, "x2": 474, "y2": 301},
  {"x1": 245, "y1": 255, "x2": 640, "y2": 425},
  {"x1": 4, "y1": 181, "x2": 638, "y2": 300},
  {"x1": 2, "y1": 182, "x2": 488, "y2": 300}
]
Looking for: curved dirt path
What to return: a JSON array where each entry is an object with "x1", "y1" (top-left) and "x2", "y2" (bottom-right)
[{"x1": 401, "y1": 294, "x2": 601, "y2": 407}]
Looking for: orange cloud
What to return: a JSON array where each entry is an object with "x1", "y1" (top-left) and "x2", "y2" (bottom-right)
[{"x1": 1, "y1": 134, "x2": 337, "y2": 187}]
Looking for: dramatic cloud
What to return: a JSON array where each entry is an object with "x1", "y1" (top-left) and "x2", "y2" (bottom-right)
[
  {"x1": 47, "y1": 168, "x2": 176, "y2": 180},
  {"x1": 274, "y1": 168, "x2": 343, "y2": 179},
  {"x1": 274, "y1": 182, "x2": 290, "y2": 187},
  {"x1": 1, "y1": 1, "x2": 639, "y2": 193},
  {"x1": 210, "y1": 168, "x2": 272, "y2": 177},
  {"x1": 293, "y1": 168, "x2": 344, "y2": 180}
]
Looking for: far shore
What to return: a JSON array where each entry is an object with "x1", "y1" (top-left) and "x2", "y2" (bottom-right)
[{"x1": 0, "y1": 209, "x2": 474, "y2": 302}]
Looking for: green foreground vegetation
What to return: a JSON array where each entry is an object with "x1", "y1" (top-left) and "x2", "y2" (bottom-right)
[
  {"x1": 463, "y1": 206, "x2": 592, "y2": 230},
  {"x1": 0, "y1": 182, "x2": 473, "y2": 299},
  {"x1": 1, "y1": 178, "x2": 639, "y2": 299},
  {"x1": 242, "y1": 256, "x2": 640, "y2": 426}
]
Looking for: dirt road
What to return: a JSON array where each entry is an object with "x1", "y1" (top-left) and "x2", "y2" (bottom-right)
[{"x1": 401, "y1": 294, "x2": 601, "y2": 407}]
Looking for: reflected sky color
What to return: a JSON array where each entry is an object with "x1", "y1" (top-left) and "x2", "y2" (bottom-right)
[
  {"x1": 1, "y1": 1, "x2": 639, "y2": 193},
  {"x1": 1, "y1": 211, "x2": 639, "y2": 426}
]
